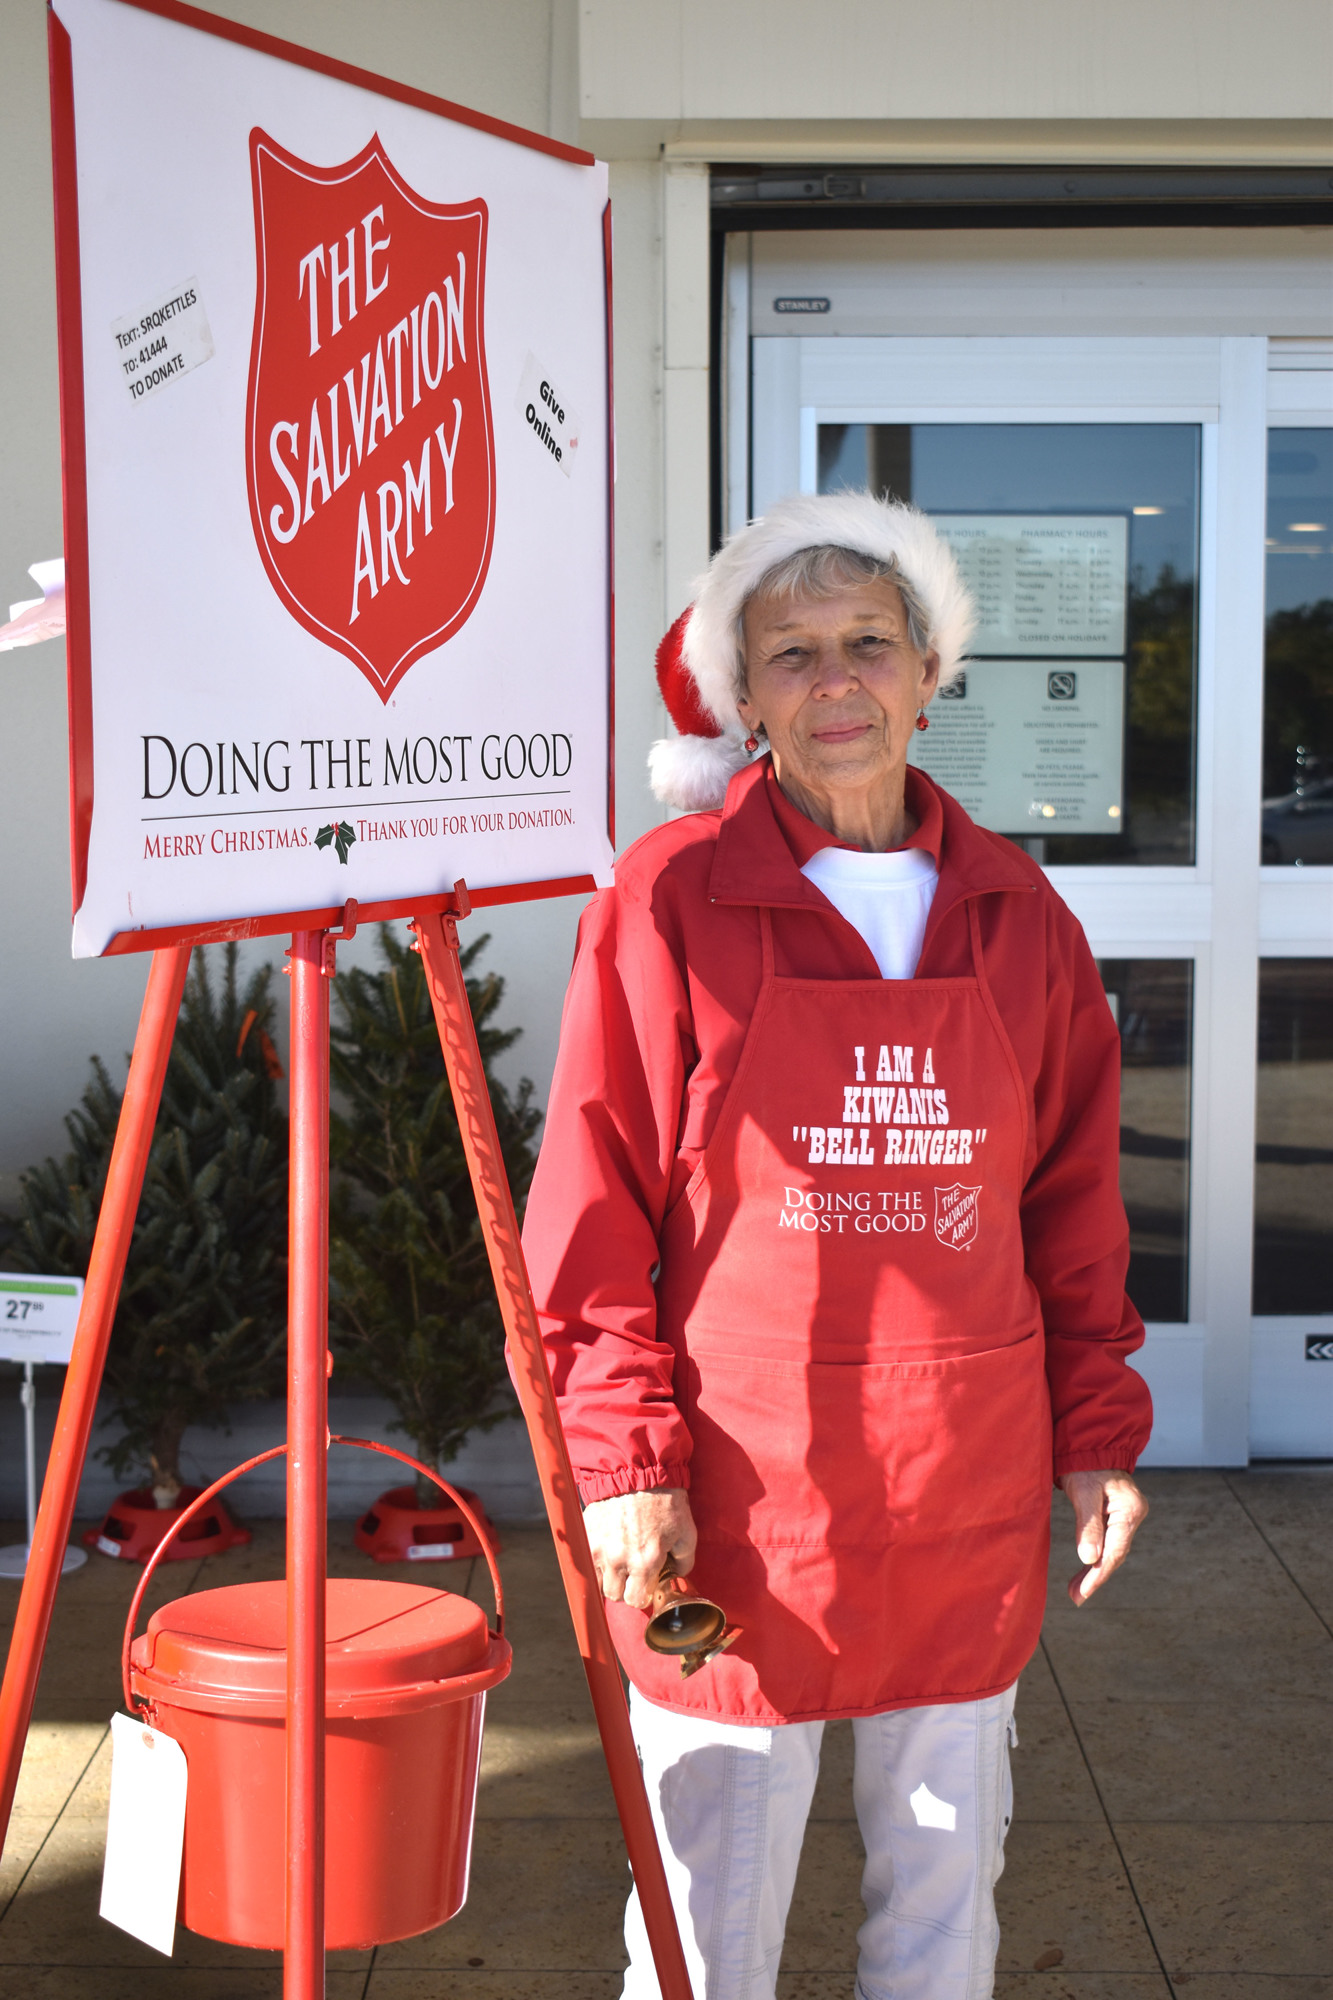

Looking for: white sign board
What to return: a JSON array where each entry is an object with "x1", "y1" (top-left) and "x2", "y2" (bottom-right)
[
  {"x1": 51, "y1": 0, "x2": 613, "y2": 957},
  {"x1": 0, "y1": 1276, "x2": 85, "y2": 1365},
  {"x1": 909, "y1": 661, "x2": 1125, "y2": 835},
  {"x1": 932, "y1": 516, "x2": 1129, "y2": 658}
]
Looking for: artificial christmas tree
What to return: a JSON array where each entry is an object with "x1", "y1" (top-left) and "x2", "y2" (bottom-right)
[
  {"x1": 328, "y1": 926, "x2": 541, "y2": 1558},
  {"x1": 7, "y1": 946, "x2": 288, "y2": 1555}
]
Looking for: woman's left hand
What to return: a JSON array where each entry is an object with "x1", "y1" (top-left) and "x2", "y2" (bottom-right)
[{"x1": 1060, "y1": 1469, "x2": 1149, "y2": 1605}]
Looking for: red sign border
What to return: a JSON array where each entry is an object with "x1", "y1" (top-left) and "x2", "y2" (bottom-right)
[{"x1": 47, "y1": 0, "x2": 613, "y2": 953}]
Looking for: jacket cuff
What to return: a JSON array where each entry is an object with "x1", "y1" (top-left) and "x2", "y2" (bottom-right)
[
  {"x1": 576, "y1": 1462, "x2": 692, "y2": 1506},
  {"x1": 1053, "y1": 1449, "x2": 1141, "y2": 1480}
]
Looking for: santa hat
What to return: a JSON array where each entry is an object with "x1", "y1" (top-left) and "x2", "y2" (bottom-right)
[{"x1": 649, "y1": 491, "x2": 975, "y2": 812}]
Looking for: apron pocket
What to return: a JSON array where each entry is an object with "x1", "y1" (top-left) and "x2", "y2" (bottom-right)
[{"x1": 681, "y1": 1327, "x2": 1051, "y2": 1553}]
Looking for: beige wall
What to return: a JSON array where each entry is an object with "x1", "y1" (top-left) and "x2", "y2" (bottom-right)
[
  {"x1": 1, "y1": 0, "x2": 1330, "y2": 1199},
  {"x1": 581, "y1": 0, "x2": 1333, "y2": 125}
]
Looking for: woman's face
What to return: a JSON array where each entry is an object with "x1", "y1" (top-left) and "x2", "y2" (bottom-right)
[{"x1": 737, "y1": 578, "x2": 939, "y2": 803}]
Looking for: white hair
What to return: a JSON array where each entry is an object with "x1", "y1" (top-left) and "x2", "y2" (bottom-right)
[{"x1": 649, "y1": 491, "x2": 975, "y2": 811}]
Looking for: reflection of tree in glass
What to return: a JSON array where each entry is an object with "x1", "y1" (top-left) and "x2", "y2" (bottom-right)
[
  {"x1": 1042, "y1": 564, "x2": 1197, "y2": 865},
  {"x1": 1262, "y1": 600, "x2": 1333, "y2": 799},
  {"x1": 1127, "y1": 567, "x2": 1195, "y2": 804}
]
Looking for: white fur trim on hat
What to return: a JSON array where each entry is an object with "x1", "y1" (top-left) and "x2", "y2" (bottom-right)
[
  {"x1": 647, "y1": 729, "x2": 754, "y2": 814},
  {"x1": 648, "y1": 492, "x2": 975, "y2": 811}
]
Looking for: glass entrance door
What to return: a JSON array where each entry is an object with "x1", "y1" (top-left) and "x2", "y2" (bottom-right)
[{"x1": 742, "y1": 331, "x2": 1332, "y2": 1463}]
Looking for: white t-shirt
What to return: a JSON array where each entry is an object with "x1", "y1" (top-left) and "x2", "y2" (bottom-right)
[{"x1": 800, "y1": 844, "x2": 939, "y2": 981}]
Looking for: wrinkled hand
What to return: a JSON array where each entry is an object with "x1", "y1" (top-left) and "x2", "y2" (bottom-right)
[
  {"x1": 1060, "y1": 1469, "x2": 1149, "y2": 1606},
  {"x1": 582, "y1": 1488, "x2": 697, "y2": 1611}
]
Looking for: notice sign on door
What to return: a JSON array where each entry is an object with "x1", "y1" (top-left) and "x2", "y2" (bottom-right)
[
  {"x1": 50, "y1": 0, "x2": 613, "y2": 956},
  {"x1": 909, "y1": 661, "x2": 1125, "y2": 835},
  {"x1": 932, "y1": 516, "x2": 1129, "y2": 658}
]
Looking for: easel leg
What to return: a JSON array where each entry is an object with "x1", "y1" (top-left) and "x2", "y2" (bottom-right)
[
  {"x1": 285, "y1": 931, "x2": 329, "y2": 1999},
  {"x1": 414, "y1": 901, "x2": 695, "y2": 2000},
  {"x1": 0, "y1": 945, "x2": 191, "y2": 1849}
]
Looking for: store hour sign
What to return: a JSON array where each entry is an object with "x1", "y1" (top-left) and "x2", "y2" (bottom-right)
[
  {"x1": 50, "y1": 0, "x2": 613, "y2": 956},
  {"x1": 932, "y1": 516, "x2": 1129, "y2": 658},
  {"x1": 911, "y1": 514, "x2": 1129, "y2": 836}
]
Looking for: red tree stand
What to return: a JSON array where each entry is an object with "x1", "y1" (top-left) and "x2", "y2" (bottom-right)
[{"x1": 354, "y1": 1484, "x2": 499, "y2": 1564}]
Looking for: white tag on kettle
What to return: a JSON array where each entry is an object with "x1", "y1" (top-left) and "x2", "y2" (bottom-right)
[{"x1": 100, "y1": 1712, "x2": 187, "y2": 1955}]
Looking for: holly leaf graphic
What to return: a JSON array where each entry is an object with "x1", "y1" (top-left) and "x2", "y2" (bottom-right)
[{"x1": 315, "y1": 821, "x2": 357, "y2": 865}]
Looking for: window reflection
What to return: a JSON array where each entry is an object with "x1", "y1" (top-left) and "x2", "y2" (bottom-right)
[
  {"x1": 1253, "y1": 960, "x2": 1333, "y2": 1313},
  {"x1": 1098, "y1": 960, "x2": 1192, "y2": 1323},
  {"x1": 1261, "y1": 430, "x2": 1333, "y2": 866},
  {"x1": 820, "y1": 424, "x2": 1200, "y2": 865}
]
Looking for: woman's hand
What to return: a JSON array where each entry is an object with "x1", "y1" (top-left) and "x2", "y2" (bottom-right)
[
  {"x1": 1060, "y1": 1469, "x2": 1149, "y2": 1605},
  {"x1": 582, "y1": 1487, "x2": 698, "y2": 1610}
]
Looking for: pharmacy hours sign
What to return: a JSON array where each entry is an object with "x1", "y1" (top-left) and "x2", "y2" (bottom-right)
[{"x1": 50, "y1": 0, "x2": 613, "y2": 955}]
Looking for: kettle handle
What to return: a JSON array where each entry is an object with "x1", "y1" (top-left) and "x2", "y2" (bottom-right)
[{"x1": 121, "y1": 1434, "x2": 504, "y2": 1715}]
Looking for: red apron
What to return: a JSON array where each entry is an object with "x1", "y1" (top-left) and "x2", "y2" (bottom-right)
[{"x1": 608, "y1": 900, "x2": 1053, "y2": 1723}]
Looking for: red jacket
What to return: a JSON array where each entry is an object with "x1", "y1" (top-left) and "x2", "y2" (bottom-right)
[{"x1": 523, "y1": 761, "x2": 1152, "y2": 1504}]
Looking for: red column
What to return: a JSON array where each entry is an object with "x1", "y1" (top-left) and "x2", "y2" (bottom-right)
[
  {"x1": 0, "y1": 946, "x2": 190, "y2": 1848},
  {"x1": 415, "y1": 901, "x2": 695, "y2": 2000},
  {"x1": 285, "y1": 931, "x2": 329, "y2": 1998}
]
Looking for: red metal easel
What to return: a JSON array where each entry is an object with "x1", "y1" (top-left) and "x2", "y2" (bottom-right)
[{"x1": 0, "y1": 890, "x2": 693, "y2": 1999}]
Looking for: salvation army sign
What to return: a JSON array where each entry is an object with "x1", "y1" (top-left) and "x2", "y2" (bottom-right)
[
  {"x1": 49, "y1": 0, "x2": 612, "y2": 956},
  {"x1": 246, "y1": 133, "x2": 494, "y2": 698}
]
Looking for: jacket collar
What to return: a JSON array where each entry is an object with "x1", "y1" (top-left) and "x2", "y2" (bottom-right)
[{"x1": 707, "y1": 757, "x2": 1035, "y2": 925}]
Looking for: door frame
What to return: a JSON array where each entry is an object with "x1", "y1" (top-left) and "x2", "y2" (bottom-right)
[{"x1": 744, "y1": 328, "x2": 1287, "y2": 1463}]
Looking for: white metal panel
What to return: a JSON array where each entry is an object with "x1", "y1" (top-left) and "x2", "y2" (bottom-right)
[
  {"x1": 1048, "y1": 877, "x2": 1213, "y2": 948},
  {"x1": 751, "y1": 337, "x2": 802, "y2": 515},
  {"x1": 1268, "y1": 373, "x2": 1333, "y2": 418},
  {"x1": 750, "y1": 229, "x2": 1333, "y2": 342},
  {"x1": 1259, "y1": 874, "x2": 1333, "y2": 945},
  {"x1": 793, "y1": 335, "x2": 1224, "y2": 415},
  {"x1": 1250, "y1": 1319, "x2": 1333, "y2": 1458},
  {"x1": 1131, "y1": 1328, "x2": 1208, "y2": 1465},
  {"x1": 724, "y1": 233, "x2": 751, "y2": 535},
  {"x1": 1193, "y1": 338, "x2": 1269, "y2": 1462},
  {"x1": 662, "y1": 164, "x2": 711, "y2": 621}
]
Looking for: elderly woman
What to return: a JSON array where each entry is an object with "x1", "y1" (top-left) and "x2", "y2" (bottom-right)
[{"x1": 522, "y1": 493, "x2": 1151, "y2": 2000}]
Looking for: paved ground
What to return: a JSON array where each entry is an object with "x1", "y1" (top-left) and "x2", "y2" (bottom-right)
[{"x1": 0, "y1": 1469, "x2": 1329, "y2": 1998}]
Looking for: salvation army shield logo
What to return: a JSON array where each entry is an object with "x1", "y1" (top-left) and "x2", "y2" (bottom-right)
[
  {"x1": 246, "y1": 131, "x2": 494, "y2": 701},
  {"x1": 934, "y1": 1184, "x2": 980, "y2": 1251}
]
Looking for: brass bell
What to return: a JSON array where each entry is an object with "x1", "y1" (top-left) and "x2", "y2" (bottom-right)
[{"x1": 643, "y1": 1560, "x2": 739, "y2": 1679}]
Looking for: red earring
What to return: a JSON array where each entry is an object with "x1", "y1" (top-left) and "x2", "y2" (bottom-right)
[
  {"x1": 915, "y1": 709, "x2": 930, "y2": 733},
  {"x1": 744, "y1": 733, "x2": 760, "y2": 754}
]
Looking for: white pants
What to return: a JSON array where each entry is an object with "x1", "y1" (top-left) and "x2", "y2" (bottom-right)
[{"x1": 622, "y1": 1681, "x2": 1017, "y2": 2000}]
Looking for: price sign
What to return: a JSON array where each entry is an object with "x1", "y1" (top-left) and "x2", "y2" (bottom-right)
[{"x1": 0, "y1": 1276, "x2": 85, "y2": 1366}]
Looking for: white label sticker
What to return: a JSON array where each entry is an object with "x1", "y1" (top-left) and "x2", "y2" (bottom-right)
[
  {"x1": 100, "y1": 1713, "x2": 188, "y2": 1956},
  {"x1": 515, "y1": 353, "x2": 580, "y2": 478},
  {"x1": 407, "y1": 1541, "x2": 455, "y2": 1559},
  {"x1": 112, "y1": 280, "x2": 214, "y2": 405},
  {"x1": 96, "y1": 1535, "x2": 122, "y2": 1558}
]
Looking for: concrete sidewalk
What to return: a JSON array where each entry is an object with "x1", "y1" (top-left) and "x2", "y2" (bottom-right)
[{"x1": 0, "y1": 1469, "x2": 1329, "y2": 1997}]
